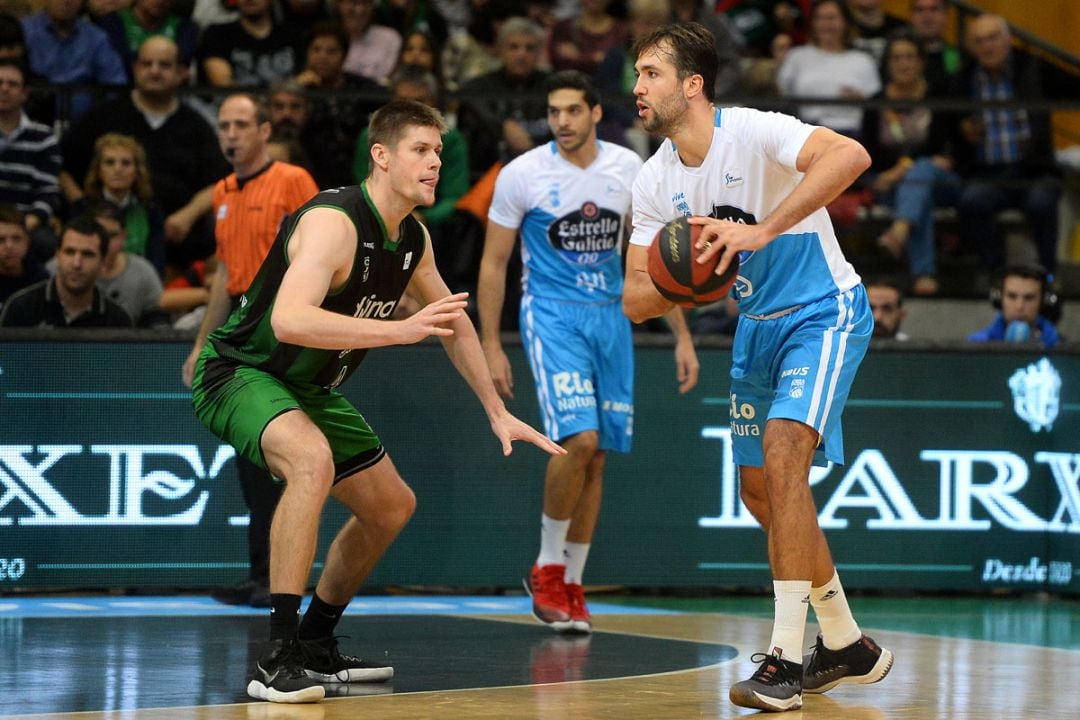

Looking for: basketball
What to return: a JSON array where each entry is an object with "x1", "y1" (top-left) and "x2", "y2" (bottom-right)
[{"x1": 647, "y1": 217, "x2": 739, "y2": 308}]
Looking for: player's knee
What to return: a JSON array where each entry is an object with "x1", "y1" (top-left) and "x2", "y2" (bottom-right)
[
  {"x1": 379, "y1": 484, "x2": 417, "y2": 535},
  {"x1": 283, "y1": 440, "x2": 336, "y2": 495},
  {"x1": 563, "y1": 430, "x2": 600, "y2": 458}
]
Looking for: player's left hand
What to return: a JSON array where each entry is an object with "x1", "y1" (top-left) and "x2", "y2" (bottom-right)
[
  {"x1": 490, "y1": 410, "x2": 566, "y2": 457},
  {"x1": 673, "y1": 337, "x2": 700, "y2": 394},
  {"x1": 688, "y1": 216, "x2": 771, "y2": 277}
]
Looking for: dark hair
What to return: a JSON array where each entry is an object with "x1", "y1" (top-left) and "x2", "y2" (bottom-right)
[
  {"x1": 632, "y1": 22, "x2": 719, "y2": 103},
  {"x1": 545, "y1": 70, "x2": 601, "y2": 108},
  {"x1": 1002, "y1": 263, "x2": 1049, "y2": 292},
  {"x1": 810, "y1": 0, "x2": 856, "y2": 49},
  {"x1": 391, "y1": 63, "x2": 440, "y2": 104},
  {"x1": 880, "y1": 28, "x2": 925, "y2": 78},
  {"x1": 62, "y1": 215, "x2": 110, "y2": 257},
  {"x1": 81, "y1": 196, "x2": 125, "y2": 226},
  {"x1": 307, "y1": 20, "x2": 350, "y2": 56},
  {"x1": 367, "y1": 99, "x2": 447, "y2": 159},
  {"x1": 865, "y1": 278, "x2": 905, "y2": 306},
  {"x1": 0, "y1": 203, "x2": 25, "y2": 228},
  {"x1": 0, "y1": 56, "x2": 26, "y2": 85}
]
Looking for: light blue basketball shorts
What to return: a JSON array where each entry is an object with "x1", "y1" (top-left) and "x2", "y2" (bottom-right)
[
  {"x1": 520, "y1": 293, "x2": 634, "y2": 453},
  {"x1": 729, "y1": 285, "x2": 872, "y2": 468}
]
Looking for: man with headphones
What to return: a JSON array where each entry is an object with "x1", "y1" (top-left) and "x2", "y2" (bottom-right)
[{"x1": 968, "y1": 263, "x2": 1061, "y2": 348}]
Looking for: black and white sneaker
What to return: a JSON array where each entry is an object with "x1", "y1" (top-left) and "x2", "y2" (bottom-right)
[
  {"x1": 803, "y1": 633, "x2": 893, "y2": 694},
  {"x1": 247, "y1": 639, "x2": 326, "y2": 703},
  {"x1": 302, "y1": 636, "x2": 394, "y2": 683},
  {"x1": 729, "y1": 651, "x2": 803, "y2": 712}
]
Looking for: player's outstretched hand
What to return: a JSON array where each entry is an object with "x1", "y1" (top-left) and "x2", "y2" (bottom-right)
[
  {"x1": 397, "y1": 292, "x2": 469, "y2": 344},
  {"x1": 490, "y1": 409, "x2": 567, "y2": 457}
]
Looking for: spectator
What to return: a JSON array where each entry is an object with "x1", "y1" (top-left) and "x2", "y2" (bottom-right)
[
  {"x1": 720, "y1": 0, "x2": 808, "y2": 57},
  {"x1": 860, "y1": 30, "x2": 958, "y2": 296},
  {"x1": 846, "y1": 0, "x2": 906, "y2": 62},
  {"x1": 0, "y1": 12, "x2": 27, "y2": 61},
  {"x1": 457, "y1": 17, "x2": 550, "y2": 177},
  {"x1": 375, "y1": 0, "x2": 448, "y2": 45},
  {"x1": 76, "y1": 133, "x2": 166, "y2": 276},
  {"x1": 440, "y1": 0, "x2": 513, "y2": 92},
  {"x1": 0, "y1": 205, "x2": 47, "y2": 308},
  {"x1": 777, "y1": 0, "x2": 880, "y2": 139},
  {"x1": 20, "y1": 0, "x2": 128, "y2": 122},
  {"x1": 398, "y1": 28, "x2": 445, "y2": 91},
  {"x1": 337, "y1": 0, "x2": 402, "y2": 85},
  {"x1": 52, "y1": 197, "x2": 168, "y2": 327},
  {"x1": 548, "y1": 0, "x2": 628, "y2": 77},
  {"x1": 99, "y1": 0, "x2": 200, "y2": 81},
  {"x1": 191, "y1": 0, "x2": 239, "y2": 29},
  {"x1": 866, "y1": 280, "x2": 908, "y2": 340},
  {"x1": 86, "y1": 0, "x2": 130, "y2": 23},
  {"x1": 198, "y1": 0, "x2": 302, "y2": 88},
  {"x1": 294, "y1": 20, "x2": 384, "y2": 186},
  {"x1": 596, "y1": 0, "x2": 670, "y2": 153},
  {"x1": 353, "y1": 65, "x2": 468, "y2": 243},
  {"x1": 969, "y1": 264, "x2": 1060, "y2": 348},
  {"x1": 0, "y1": 215, "x2": 133, "y2": 328},
  {"x1": 907, "y1": 0, "x2": 960, "y2": 90},
  {"x1": 60, "y1": 36, "x2": 229, "y2": 274},
  {"x1": 0, "y1": 58, "x2": 61, "y2": 262},
  {"x1": 670, "y1": 0, "x2": 744, "y2": 98},
  {"x1": 951, "y1": 14, "x2": 1063, "y2": 275}
]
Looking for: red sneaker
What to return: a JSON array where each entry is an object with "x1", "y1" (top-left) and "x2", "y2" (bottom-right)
[
  {"x1": 565, "y1": 583, "x2": 592, "y2": 634},
  {"x1": 525, "y1": 564, "x2": 573, "y2": 631}
]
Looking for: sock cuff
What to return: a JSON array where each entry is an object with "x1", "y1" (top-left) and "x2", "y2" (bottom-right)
[
  {"x1": 810, "y1": 571, "x2": 842, "y2": 604},
  {"x1": 773, "y1": 579, "x2": 812, "y2": 595}
]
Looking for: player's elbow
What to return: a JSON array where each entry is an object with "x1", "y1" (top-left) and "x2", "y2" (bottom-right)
[
  {"x1": 845, "y1": 138, "x2": 872, "y2": 175},
  {"x1": 270, "y1": 305, "x2": 304, "y2": 344},
  {"x1": 622, "y1": 294, "x2": 652, "y2": 324}
]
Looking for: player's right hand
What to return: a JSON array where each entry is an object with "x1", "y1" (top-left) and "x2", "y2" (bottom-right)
[
  {"x1": 397, "y1": 292, "x2": 468, "y2": 344},
  {"x1": 483, "y1": 344, "x2": 513, "y2": 399}
]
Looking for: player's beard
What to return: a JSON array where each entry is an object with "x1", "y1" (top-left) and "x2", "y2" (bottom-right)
[{"x1": 642, "y1": 92, "x2": 690, "y2": 136}]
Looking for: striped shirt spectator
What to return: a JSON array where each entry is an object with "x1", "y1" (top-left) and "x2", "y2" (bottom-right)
[{"x1": 0, "y1": 59, "x2": 61, "y2": 229}]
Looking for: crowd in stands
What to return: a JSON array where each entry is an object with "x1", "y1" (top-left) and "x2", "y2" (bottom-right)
[{"x1": 0, "y1": 0, "x2": 1076, "y2": 344}]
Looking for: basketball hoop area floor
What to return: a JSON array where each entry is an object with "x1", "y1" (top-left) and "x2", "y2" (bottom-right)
[{"x1": 1, "y1": 593, "x2": 1076, "y2": 720}]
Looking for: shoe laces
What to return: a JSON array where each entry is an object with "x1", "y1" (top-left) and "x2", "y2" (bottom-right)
[
  {"x1": 533, "y1": 564, "x2": 567, "y2": 594},
  {"x1": 748, "y1": 652, "x2": 798, "y2": 684},
  {"x1": 272, "y1": 638, "x2": 323, "y2": 675}
]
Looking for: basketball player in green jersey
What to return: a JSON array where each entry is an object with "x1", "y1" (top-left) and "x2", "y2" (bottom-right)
[{"x1": 191, "y1": 99, "x2": 565, "y2": 704}]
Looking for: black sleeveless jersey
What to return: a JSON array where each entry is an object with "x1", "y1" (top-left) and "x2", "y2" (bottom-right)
[{"x1": 206, "y1": 184, "x2": 426, "y2": 390}]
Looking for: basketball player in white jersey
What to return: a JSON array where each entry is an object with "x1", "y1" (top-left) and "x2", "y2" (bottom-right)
[
  {"x1": 622, "y1": 23, "x2": 893, "y2": 712},
  {"x1": 479, "y1": 70, "x2": 698, "y2": 633}
]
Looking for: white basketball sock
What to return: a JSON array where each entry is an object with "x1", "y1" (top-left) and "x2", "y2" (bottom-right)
[
  {"x1": 536, "y1": 514, "x2": 570, "y2": 567},
  {"x1": 563, "y1": 542, "x2": 591, "y2": 585},
  {"x1": 768, "y1": 580, "x2": 812, "y2": 663},
  {"x1": 810, "y1": 571, "x2": 862, "y2": 649}
]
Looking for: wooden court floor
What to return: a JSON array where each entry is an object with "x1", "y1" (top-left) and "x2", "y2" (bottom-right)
[{"x1": 2, "y1": 594, "x2": 1077, "y2": 720}]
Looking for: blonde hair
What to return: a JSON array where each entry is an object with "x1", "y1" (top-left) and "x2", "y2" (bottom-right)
[{"x1": 84, "y1": 133, "x2": 154, "y2": 203}]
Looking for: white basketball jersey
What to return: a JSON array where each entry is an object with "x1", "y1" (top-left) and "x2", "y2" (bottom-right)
[
  {"x1": 629, "y1": 107, "x2": 861, "y2": 317},
  {"x1": 489, "y1": 140, "x2": 643, "y2": 303}
]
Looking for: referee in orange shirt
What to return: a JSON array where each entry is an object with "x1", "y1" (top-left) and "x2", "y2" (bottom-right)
[{"x1": 183, "y1": 92, "x2": 319, "y2": 606}]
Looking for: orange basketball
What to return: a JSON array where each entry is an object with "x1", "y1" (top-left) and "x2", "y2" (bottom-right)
[{"x1": 647, "y1": 217, "x2": 739, "y2": 308}]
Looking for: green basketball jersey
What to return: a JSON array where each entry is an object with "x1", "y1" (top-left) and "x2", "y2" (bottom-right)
[{"x1": 203, "y1": 183, "x2": 427, "y2": 391}]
